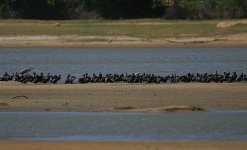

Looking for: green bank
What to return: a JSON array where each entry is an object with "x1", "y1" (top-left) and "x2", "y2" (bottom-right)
[{"x1": 0, "y1": 19, "x2": 246, "y2": 39}]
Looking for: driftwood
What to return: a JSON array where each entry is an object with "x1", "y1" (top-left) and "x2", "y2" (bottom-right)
[
  {"x1": 0, "y1": 103, "x2": 8, "y2": 106},
  {"x1": 11, "y1": 95, "x2": 29, "y2": 100},
  {"x1": 113, "y1": 106, "x2": 206, "y2": 113},
  {"x1": 114, "y1": 106, "x2": 134, "y2": 110},
  {"x1": 161, "y1": 106, "x2": 206, "y2": 112}
]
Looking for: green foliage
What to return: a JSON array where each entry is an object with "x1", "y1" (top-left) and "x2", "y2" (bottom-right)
[
  {"x1": 0, "y1": 0, "x2": 17, "y2": 18},
  {"x1": 93, "y1": 0, "x2": 161, "y2": 19},
  {"x1": 152, "y1": 0, "x2": 165, "y2": 16},
  {"x1": 47, "y1": 0, "x2": 56, "y2": 6},
  {"x1": 0, "y1": 0, "x2": 246, "y2": 19},
  {"x1": 152, "y1": 0, "x2": 164, "y2": 8},
  {"x1": 179, "y1": 0, "x2": 204, "y2": 19},
  {"x1": 214, "y1": 0, "x2": 247, "y2": 18},
  {"x1": 166, "y1": 0, "x2": 247, "y2": 19}
]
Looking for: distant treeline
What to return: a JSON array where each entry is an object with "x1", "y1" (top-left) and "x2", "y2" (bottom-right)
[{"x1": 0, "y1": 0, "x2": 247, "y2": 19}]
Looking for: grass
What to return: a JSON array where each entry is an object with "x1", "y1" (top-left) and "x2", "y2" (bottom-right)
[{"x1": 0, "y1": 19, "x2": 246, "y2": 38}]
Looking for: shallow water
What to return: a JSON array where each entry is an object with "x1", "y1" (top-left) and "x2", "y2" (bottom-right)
[
  {"x1": 0, "y1": 47, "x2": 247, "y2": 80},
  {"x1": 0, "y1": 110, "x2": 247, "y2": 141}
]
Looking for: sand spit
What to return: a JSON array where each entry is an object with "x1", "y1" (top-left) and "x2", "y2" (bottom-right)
[
  {"x1": 0, "y1": 82, "x2": 246, "y2": 112},
  {"x1": 217, "y1": 20, "x2": 247, "y2": 28}
]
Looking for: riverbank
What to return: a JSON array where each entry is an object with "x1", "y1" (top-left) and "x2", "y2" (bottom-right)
[
  {"x1": 0, "y1": 82, "x2": 246, "y2": 112},
  {"x1": 1, "y1": 35, "x2": 247, "y2": 47},
  {"x1": 0, "y1": 19, "x2": 247, "y2": 47},
  {"x1": 1, "y1": 141, "x2": 247, "y2": 150}
]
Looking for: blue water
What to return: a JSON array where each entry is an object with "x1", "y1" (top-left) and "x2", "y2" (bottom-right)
[
  {"x1": 0, "y1": 47, "x2": 247, "y2": 80},
  {"x1": 0, "y1": 110, "x2": 247, "y2": 141}
]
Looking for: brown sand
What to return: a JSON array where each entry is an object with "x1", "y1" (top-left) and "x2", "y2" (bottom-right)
[
  {"x1": 0, "y1": 82, "x2": 247, "y2": 112},
  {"x1": 217, "y1": 20, "x2": 247, "y2": 28},
  {"x1": 0, "y1": 141, "x2": 247, "y2": 150}
]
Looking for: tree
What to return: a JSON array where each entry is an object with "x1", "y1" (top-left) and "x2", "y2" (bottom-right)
[
  {"x1": 152, "y1": 0, "x2": 165, "y2": 17},
  {"x1": 0, "y1": 0, "x2": 17, "y2": 18},
  {"x1": 96, "y1": 0, "x2": 156, "y2": 19},
  {"x1": 214, "y1": 0, "x2": 247, "y2": 18},
  {"x1": 178, "y1": 0, "x2": 204, "y2": 19},
  {"x1": 0, "y1": 0, "x2": 246, "y2": 19}
]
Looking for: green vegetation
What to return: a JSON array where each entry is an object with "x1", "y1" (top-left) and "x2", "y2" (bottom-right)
[
  {"x1": 0, "y1": 19, "x2": 246, "y2": 38},
  {"x1": 170, "y1": 0, "x2": 247, "y2": 19},
  {"x1": 0, "y1": 0, "x2": 246, "y2": 20}
]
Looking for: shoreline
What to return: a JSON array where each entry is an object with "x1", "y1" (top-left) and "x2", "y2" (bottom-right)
[
  {"x1": 1, "y1": 35, "x2": 247, "y2": 48},
  {"x1": 1, "y1": 19, "x2": 247, "y2": 47},
  {"x1": 1, "y1": 141, "x2": 247, "y2": 150},
  {"x1": 1, "y1": 82, "x2": 247, "y2": 112}
]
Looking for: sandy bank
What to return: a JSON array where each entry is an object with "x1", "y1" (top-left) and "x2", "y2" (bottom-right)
[
  {"x1": 217, "y1": 20, "x2": 247, "y2": 28},
  {"x1": 0, "y1": 82, "x2": 246, "y2": 112},
  {"x1": 0, "y1": 141, "x2": 246, "y2": 150},
  {"x1": 1, "y1": 34, "x2": 247, "y2": 47}
]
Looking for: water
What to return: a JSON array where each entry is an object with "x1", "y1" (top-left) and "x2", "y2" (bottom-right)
[
  {"x1": 0, "y1": 47, "x2": 247, "y2": 79},
  {"x1": 0, "y1": 111, "x2": 247, "y2": 141},
  {"x1": 1, "y1": 47, "x2": 247, "y2": 141}
]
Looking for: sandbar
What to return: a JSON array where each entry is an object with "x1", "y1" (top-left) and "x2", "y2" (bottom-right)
[
  {"x1": 1, "y1": 82, "x2": 247, "y2": 149},
  {"x1": 0, "y1": 82, "x2": 246, "y2": 112}
]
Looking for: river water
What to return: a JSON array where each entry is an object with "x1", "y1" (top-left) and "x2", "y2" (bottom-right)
[
  {"x1": 1, "y1": 47, "x2": 247, "y2": 141},
  {"x1": 0, "y1": 110, "x2": 247, "y2": 141},
  {"x1": 0, "y1": 47, "x2": 247, "y2": 79}
]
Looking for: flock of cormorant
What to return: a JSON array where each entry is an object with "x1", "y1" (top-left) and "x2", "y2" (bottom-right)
[
  {"x1": 0, "y1": 72, "x2": 61, "y2": 84},
  {"x1": 0, "y1": 71, "x2": 247, "y2": 84}
]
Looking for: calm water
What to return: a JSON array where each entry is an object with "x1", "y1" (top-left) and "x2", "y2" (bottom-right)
[
  {"x1": 0, "y1": 47, "x2": 247, "y2": 79},
  {"x1": 0, "y1": 111, "x2": 247, "y2": 141},
  {"x1": 1, "y1": 47, "x2": 247, "y2": 141}
]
